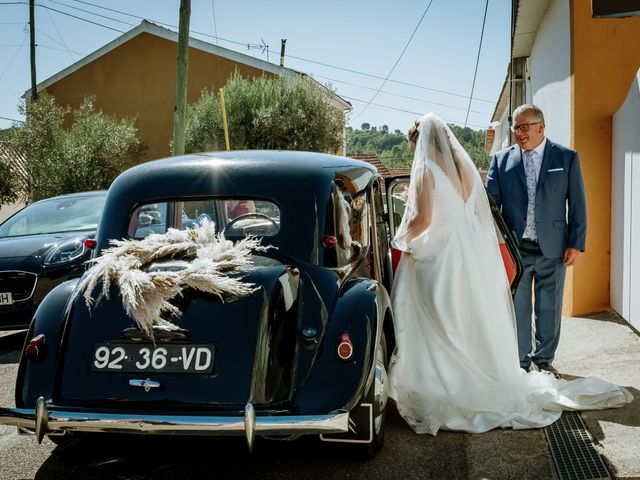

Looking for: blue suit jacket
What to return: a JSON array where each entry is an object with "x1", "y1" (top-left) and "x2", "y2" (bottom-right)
[{"x1": 486, "y1": 139, "x2": 587, "y2": 259}]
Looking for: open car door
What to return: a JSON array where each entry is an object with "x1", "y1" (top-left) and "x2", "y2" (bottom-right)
[{"x1": 385, "y1": 176, "x2": 523, "y2": 295}]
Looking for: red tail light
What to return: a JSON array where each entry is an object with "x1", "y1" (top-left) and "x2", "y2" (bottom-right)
[
  {"x1": 83, "y1": 238, "x2": 97, "y2": 250},
  {"x1": 25, "y1": 334, "x2": 46, "y2": 361},
  {"x1": 337, "y1": 332, "x2": 353, "y2": 361},
  {"x1": 322, "y1": 235, "x2": 337, "y2": 248}
]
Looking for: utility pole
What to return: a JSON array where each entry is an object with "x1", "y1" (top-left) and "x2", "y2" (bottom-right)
[
  {"x1": 172, "y1": 0, "x2": 191, "y2": 156},
  {"x1": 29, "y1": 0, "x2": 37, "y2": 101},
  {"x1": 279, "y1": 39, "x2": 286, "y2": 67}
]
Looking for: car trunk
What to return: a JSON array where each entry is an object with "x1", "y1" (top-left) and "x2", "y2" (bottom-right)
[{"x1": 54, "y1": 258, "x2": 301, "y2": 411}]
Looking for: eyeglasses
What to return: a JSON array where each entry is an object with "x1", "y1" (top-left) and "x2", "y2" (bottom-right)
[{"x1": 510, "y1": 121, "x2": 542, "y2": 133}]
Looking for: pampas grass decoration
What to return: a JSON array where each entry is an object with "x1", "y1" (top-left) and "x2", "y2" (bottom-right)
[{"x1": 77, "y1": 219, "x2": 268, "y2": 338}]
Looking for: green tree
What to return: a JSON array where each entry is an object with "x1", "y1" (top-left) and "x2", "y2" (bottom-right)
[
  {"x1": 346, "y1": 122, "x2": 489, "y2": 170},
  {"x1": 184, "y1": 72, "x2": 343, "y2": 153},
  {"x1": 4, "y1": 93, "x2": 145, "y2": 201}
]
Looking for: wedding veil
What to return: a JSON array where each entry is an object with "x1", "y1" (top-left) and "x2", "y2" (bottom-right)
[{"x1": 393, "y1": 113, "x2": 496, "y2": 252}]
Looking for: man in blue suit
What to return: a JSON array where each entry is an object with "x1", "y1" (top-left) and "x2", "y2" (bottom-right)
[{"x1": 486, "y1": 104, "x2": 587, "y2": 375}]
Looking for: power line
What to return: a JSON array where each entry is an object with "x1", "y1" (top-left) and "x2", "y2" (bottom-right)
[
  {"x1": 465, "y1": 0, "x2": 489, "y2": 127},
  {"x1": 54, "y1": 0, "x2": 496, "y2": 105},
  {"x1": 43, "y1": 3, "x2": 76, "y2": 60},
  {"x1": 38, "y1": 30, "x2": 83, "y2": 55},
  {"x1": 0, "y1": 31, "x2": 27, "y2": 82},
  {"x1": 352, "y1": 0, "x2": 435, "y2": 123},
  {"x1": 20, "y1": 0, "x2": 496, "y2": 129},
  {"x1": 344, "y1": 95, "x2": 487, "y2": 129},
  {"x1": 37, "y1": 4, "x2": 125, "y2": 33},
  {"x1": 316, "y1": 73, "x2": 492, "y2": 116},
  {"x1": 0, "y1": 115, "x2": 23, "y2": 122},
  {"x1": 46, "y1": 0, "x2": 135, "y2": 27}
]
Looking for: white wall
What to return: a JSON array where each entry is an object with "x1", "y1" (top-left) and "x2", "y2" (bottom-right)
[
  {"x1": 529, "y1": 0, "x2": 571, "y2": 147},
  {"x1": 0, "y1": 201, "x2": 25, "y2": 224},
  {"x1": 611, "y1": 70, "x2": 640, "y2": 329}
]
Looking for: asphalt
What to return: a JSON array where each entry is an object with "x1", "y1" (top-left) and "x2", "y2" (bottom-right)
[{"x1": 0, "y1": 312, "x2": 638, "y2": 479}]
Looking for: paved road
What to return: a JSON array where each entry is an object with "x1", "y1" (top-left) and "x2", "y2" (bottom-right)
[{"x1": 0, "y1": 331, "x2": 554, "y2": 480}]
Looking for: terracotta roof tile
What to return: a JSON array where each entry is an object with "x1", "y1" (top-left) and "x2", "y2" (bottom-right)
[{"x1": 0, "y1": 142, "x2": 29, "y2": 194}]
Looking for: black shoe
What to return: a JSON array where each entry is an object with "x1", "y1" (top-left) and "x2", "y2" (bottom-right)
[{"x1": 537, "y1": 362, "x2": 560, "y2": 378}]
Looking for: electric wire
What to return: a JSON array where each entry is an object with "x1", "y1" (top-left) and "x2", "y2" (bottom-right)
[
  {"x1": 37, "y1": 4, "x2": 125, "y2": 33},
  {"x1": 52, "y1": 0, "x2": 495, "y2": 105},
  {"x1": 43, "y1": 1, "x2": 76, "y2": 60},
  {"x1": 38, "y1": 29, "x2": 83, "y2": 56},
  {"x1": 5, "y1": 0, "x2": 496, "y2": 130},
  {"x1": 46, "y1": 0, "x2": 134, "y2": 27},
  {"x1": 316, "y1": 73, "x2": 492, "y2": 115},
  {"x1": 0, "y1": 31, "x2": 27, "y2": 82},
  {"x1": 344, "y1": 95, "x2": 486, "y2": 129},
  {"x1": 352, "y1": 0, "x2": 435, "y2": 122},
  {"x1": 464, "y1": 0, "x2": 489, "y2": 127}
]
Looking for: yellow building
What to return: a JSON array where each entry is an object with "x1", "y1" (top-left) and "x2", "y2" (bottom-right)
[
  {"x1": 26, "y1": 20, "x2": 351, "y2": 162},
  {"x1": 487, "y1": 0, "x2": 640, "y2": 328}
]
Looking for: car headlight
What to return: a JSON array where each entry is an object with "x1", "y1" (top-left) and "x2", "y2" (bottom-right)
[{"x1": 43, "y1": 239, "x2": 86, "y2": 265}]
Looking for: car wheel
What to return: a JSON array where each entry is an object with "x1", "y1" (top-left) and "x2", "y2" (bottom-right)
[{"x1": 356, "y1": 332, "x2": 389, "y2": 458}]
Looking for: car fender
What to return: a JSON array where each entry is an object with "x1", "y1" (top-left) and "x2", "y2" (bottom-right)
[
  {"x1": 295, "y1": 277, "x2": 391, "y2": 414},
  {"x1": 15, "y1": 279, "x2": 79, "y2": 409}
]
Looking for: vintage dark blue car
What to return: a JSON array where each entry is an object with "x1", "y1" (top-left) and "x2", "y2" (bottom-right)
[
  {"x1": 0, "y1": 151, "x2": 400, "y2": 456},
  {"x1": 0, "y1": 151, "x2": 522, "y2": 457}
]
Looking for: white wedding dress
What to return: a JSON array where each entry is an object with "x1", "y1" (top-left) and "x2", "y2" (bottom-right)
[{"x1": 389, "y1": 113, "x2": 632, "y2": 435}]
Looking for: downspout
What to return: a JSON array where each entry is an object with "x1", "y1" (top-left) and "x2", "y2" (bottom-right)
[{"x1": 508, "y1": 0, "x2": 518, "y2": 145}]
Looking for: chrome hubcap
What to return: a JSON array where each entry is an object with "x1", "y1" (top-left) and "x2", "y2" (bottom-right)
[{"x1": 373, "y1": 340, "x2": 389, "y2": 433}]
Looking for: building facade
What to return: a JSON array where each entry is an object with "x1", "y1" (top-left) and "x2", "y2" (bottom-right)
[
  {"x1": 26, "y1": 21, "x2": 351, "y2": 162},
  {"x1": 486, "y1": 0, "x2": 640, "y2": 328}
]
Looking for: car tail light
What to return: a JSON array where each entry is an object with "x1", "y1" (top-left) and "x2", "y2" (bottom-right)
[
  {"x1": 337, "y1": 332, "x2": 353, "y2": 361},
  {"x1": 322, "y1": 235, "x2": 337, "y2": 248},
  {"x1": 25, "y1": 334, "x2": 46, "y2": 361},
  {"x1": 83, "y1": 239, "x2": 97, "y2": 250}
]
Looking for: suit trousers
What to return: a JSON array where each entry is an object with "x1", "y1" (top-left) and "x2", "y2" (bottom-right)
[{"x1": 513, "y1": 239, "x2": 567, "y2": 368}]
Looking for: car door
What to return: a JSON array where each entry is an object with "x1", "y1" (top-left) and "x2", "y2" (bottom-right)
[{"x1": 384, "y1": 175, "x2": 523, "y2": 295}]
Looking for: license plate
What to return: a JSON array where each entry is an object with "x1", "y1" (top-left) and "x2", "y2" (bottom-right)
[
  {"x1": 0, "y1": 292, "x2": 13, "y2": 305},
  {"x1": 91, "y1": 343, "x2": 215, "y2": 374}
]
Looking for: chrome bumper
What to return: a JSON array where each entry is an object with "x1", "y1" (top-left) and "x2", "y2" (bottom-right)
[{"x1": 0, "y1": 398, "x2": 349, "y2": 451}]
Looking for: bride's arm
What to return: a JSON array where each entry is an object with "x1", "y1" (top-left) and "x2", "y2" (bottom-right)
[{"x1": 404, "y1": 167, "x2": 435, "y2": 245}]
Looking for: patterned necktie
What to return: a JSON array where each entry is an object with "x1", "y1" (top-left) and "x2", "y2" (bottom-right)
[{"x1": 523, "y1": 150, "x2": 537, "y2": 240}]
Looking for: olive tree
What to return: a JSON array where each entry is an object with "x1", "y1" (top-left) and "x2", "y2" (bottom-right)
[
  {"x1": 184, "y1": 72, "x2": 343, "y2": 153},
  {"x1": 5, "y1": 93, "x2": 145, "y2": 201}
]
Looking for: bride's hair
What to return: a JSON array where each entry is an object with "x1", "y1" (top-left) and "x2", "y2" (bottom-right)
[
  {"x1": 407, "y1": 119, "x2": 420, "y2": 146},
  {"x1": 394, "y1": 112, "x2": 495, "y2": 253}
]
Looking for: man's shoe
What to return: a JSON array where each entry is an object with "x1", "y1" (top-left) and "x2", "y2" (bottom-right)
[{"x1": 537, "y1": 362, "x2": 560, "y2": 378}]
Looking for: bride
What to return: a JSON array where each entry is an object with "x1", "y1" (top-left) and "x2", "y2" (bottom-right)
[{"x1": 388, "y1": 113, "x2": 632, "y2": 435}]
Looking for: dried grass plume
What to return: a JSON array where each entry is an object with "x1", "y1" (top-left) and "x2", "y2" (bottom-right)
[{"x1": 77, "y1": 219, "x2": 267, "y2": 338}]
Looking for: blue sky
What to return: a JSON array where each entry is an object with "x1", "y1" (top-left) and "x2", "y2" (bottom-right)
[{"x1": 0, "y1": 0, "x2": 512, "y2": 133}]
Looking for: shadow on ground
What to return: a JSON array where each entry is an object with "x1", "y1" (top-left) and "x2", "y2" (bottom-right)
[{"x1": 32, "y1": 407, "x2": 475, "y2": 480}]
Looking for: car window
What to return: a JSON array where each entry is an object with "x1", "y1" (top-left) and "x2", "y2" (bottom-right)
[
  {"x1": 327, "y1": 177, "x2": 370, "y2": 267},
  {"x1": 388, "y1": 181, "x2": 410, "y2": 237},
  {"x1": 130, "y1": 198, "x2": 280, "y2": 239},
  {"x1": 0, "y1": 194, "x2": 106, "y2": 238}
]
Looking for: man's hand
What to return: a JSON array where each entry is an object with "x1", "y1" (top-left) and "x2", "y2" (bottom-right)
[{"x1": 564, "y1": 247, "x2": 582, "y2": 266}]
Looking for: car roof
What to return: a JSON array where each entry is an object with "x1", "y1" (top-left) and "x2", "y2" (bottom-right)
[{"x1": 97, "y1": 151, "x2": 378, "y2": 263}]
